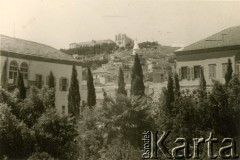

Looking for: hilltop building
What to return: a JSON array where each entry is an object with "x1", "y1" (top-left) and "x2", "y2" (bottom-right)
[
  {"x1": 0, "y1": 35, "x2": 83, "y2": 115},
  {"x1": 175, "y1": 26, "x2": 240, "y2": 89},
  {"x1": 115, "y1": 33, "x2": 133, "y2": 48}
]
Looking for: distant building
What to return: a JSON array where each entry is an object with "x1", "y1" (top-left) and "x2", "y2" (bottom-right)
[
  {"x1": 69, "y1": 39, "x2": 115, "y2": 49},
  {"x1": 147, "y1": 59, "x2": 173, "y2": 82},
  {"x1": 0, "y1": 35, "x2": 83, "y2": 115},
  {"x1": 92, "y1": 68, "x2": 112, "y2": 85},
  {"x1": 175, "y1": 26, "x2": 240, "y2": 89},
  {"x1": 115, "y1": 33, "x2": 133, "y2": 48}
]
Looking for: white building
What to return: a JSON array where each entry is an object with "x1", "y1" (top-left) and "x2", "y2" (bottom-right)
[
  {"x1": 175, "y1": 26, "x2": 240, "y2": 89},
  {"x1": 0, "y1": 35, "x2": 83, "y2": 114}
]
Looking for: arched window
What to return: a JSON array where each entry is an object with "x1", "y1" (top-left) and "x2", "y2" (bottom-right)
[
  {"x1": 20, "y1": 62, "x2": 28, "y2": 79},
  {"x1": 9, "y1": 61, "x2": 18, "y2": 80}
]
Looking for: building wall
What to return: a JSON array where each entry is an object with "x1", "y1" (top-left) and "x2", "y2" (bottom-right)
[
  {"x1": 176, "y1": 56, "x2": 235, "y2": 88},
  {"x1": 115, "y1": 34, "x2": 133, "y2": 48},
  {"x1": 0, "y1": 55, "x2": 83, "y2": 115}
]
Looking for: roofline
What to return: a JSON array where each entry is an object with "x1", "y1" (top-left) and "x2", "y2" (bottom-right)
[
  {"x1": 0, "y1": 34, "x2": 60, "y2": 51},
  {"x1": 1, "y1": 50, "x2": 82, "y2": 66},
  {"x1": 174, "y1": 45, "x2": 240, "y2": 56}
]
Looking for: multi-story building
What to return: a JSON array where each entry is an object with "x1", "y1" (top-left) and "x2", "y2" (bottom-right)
[
  {"x1": 0, "y1": 35, "x2": 83, "y2": 114},
  {"x1": 115, "y1": 33, "x2": 133, "y2": 48},
  {"x1": 175, "y1": 26, "x2": 240, "y2": 89},
  {"x1": 69, "y1": 39, "x2": 115, "y2": 49}
]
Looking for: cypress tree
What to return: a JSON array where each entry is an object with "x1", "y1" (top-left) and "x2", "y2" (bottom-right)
[
  {"x1": 117, "y1": 67, "x2": 127, "y2": 96},
  {"x1": 199, "y1": 67, "x2": 207, "y2": 99},
  {"x1": 225, "y1": 58, "x2": 233, "y2": 86},
  {"x1": 48, "y1": 71, "x2": 55, "y2": 108},
  {"x1": 16, "y1": 69, "x2": 26, "y2": 99},
  {"x1": 1, "y1": 59, "x2": 8, "y2": 90},
  {"x1": 87, "y1": 67, "x2": 96, "y2": 107},
  {"x1": 199, "y1": 67, "x2": 206, "y2": 91},
  {"x1": 174, "y1": 73, "x2": 180, "y2": 97},
  {"x1": 68, "y1": 65, "x2": 81, "y2": 117},
  {"x1": 166, "y1": 74, "x2": 174, "y2": 108},
  {"x1": 130, "y1": 54, "x2": 145, "y2": 96},
  {"x1": 48, "y1": 71, "x2": 55, "y2": 88}
]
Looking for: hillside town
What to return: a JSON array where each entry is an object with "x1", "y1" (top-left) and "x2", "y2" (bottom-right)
[{"x1": 1, "y1": 1, "x2": 240, "y2": 160}]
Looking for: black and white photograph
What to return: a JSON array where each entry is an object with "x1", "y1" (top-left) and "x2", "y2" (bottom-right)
[{"x1": 0, "y1": 0, "x2": 240, "y2": 159}]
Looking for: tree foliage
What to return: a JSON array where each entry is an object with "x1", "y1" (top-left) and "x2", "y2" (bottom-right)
[
  {"x1": 130, "y1": 54, "x2": 145, "y2": 96},
  {"x1": 61, "y1": 43, "x2": 116, "y2": 56},
  {"x1": 16, "y1": 69, "x2": 26, "y2": 100},
  {"x1": 87, "y1": 67, "x2": 96, "y2": 107},
  {"x1": 48, "y1": 71, "x2": 55, "y2": 88},
  {"x1": 68, "y1": 66, "x2": 81, "y2": 117},
  {"x1": 225, "y1": 58, "x2": 233, "y2": 86},
  {"x1": 165, "y1": 74, "x2": 174, "y2": 111},
  {"x1": 199, "y1": 67, "x2": 207, "y2": 99},
  {"x1": 117, "y1": 67, "x2": 127, "y2": 96},
  {"x1": 0, "y1": 87, "x2": 79, "y2": 160},
  {"x1": 1, "y1": 59, "x2": 8, "y2": 90},
  {"x1": 174, "y1": 73, "x2": 180, "y2": 97}
]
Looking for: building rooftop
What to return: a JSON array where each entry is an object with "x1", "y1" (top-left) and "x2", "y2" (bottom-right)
[
  {"x1": 0, "y1": 35, "x2": 78, "y2": 63},
  {"x1": 178, "y1": 26, "x2": 240, "y2": 52}
]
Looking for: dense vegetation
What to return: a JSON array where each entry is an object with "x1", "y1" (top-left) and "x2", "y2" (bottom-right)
[
  {"x1": 139, "y1": 41, "x2": 159, "y2": 49},
  {"x1": 60, "y1": 43, "x2": 117, "y2": 56},
  {"x1": 1, "y1": 57, "x2": 239, "y2": 159}
]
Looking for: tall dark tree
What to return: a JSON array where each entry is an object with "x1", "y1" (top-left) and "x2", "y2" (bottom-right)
[
  {"x1": 199, "y1": 67, "x2": 206, "y2": 98},
  {"x1": 1, "y1": 59, "x2": 8, "y2": 90},
  {"x1": 87, "y1": 67, "x2": 96, "y2": 107},
  {"x1": 16, "y1": 69, "x2": 26, "y2": 99},
  {"x1": 174, "y1": 73, "x2": 180, "y2": 97},
  {"x1": 117, "y1": 67, "x2": 127, "y2": 96},
  {"x1": 68, "y1": 65, "x2": 81, "y2": 117},
  {"x1": 166, "y1": 74, "x2": 174, "y2": 108},
  {"x1": 48, "y1": 71, "x2": 55, "y2": 88},
  {"x1": 225, "y1": 58, "x2": 233, "y2": 86},
  {"x1": 130, "y1": 54, "x2": 145, "y2": 96},
  {"x1": 48, "y1": 71, "x2": 55, "y2": 108}
]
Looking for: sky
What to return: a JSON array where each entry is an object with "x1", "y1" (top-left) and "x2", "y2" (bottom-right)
[{"x1": 1, "y1": 0, "x2": 240, "y2": 49}]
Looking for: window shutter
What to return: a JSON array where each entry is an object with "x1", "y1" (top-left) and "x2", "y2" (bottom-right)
[
  {"x1": 187, "y1": 67, "x2": 190, "y2": 80},
  {"x1": 59, "y1": 77, "x2": 62, "y2": 91},
  {"x1": 191, "y1": 67, "x2": 194, "y2": 80},
  {"x1": 179, "y1": 68, "x2": 182, "y2": 80}
]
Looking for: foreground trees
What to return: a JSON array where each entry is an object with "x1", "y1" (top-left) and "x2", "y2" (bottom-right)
[
  {"x1": 68, "y1": 66, "x2": 81, "y2": 117},
  {"x1": 157, "y1": 72, "x2": 240, "y2": 159},
  {"x1": 0, "y1": 87, "x2": 79, "y2": 160},
  {"x1": 131, "y1": 54, "x2": 145, "y2": 96},
  {"x1": 117, "y1": 67, "x2": 127, "y2": 96},
  {"x1": 87, "y1": 67, "x2": 96, "y2": 107}
]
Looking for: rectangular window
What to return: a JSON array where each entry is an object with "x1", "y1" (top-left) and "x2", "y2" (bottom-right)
[
  {"x1": 194, "y1": 66, "x2": 201, "y2": 79},
  {"x1": 60, "y1": 78, "x2": 68, "y2": 91},
  {"x1": 9, "y1": 71, "x2": 18, "y2": 79},
  {"x1": 36, "y1": 74, "x2": 43, "y2": 89},
  {"x1": 209, "y1": 64, "x2": 216, "y2": 78},
  {"x1": 181, "y1": 67, "x2": 188, "y2": 79},
  {"x1": 222, "y1": 63, "x2": 228, "y2": 78}
]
